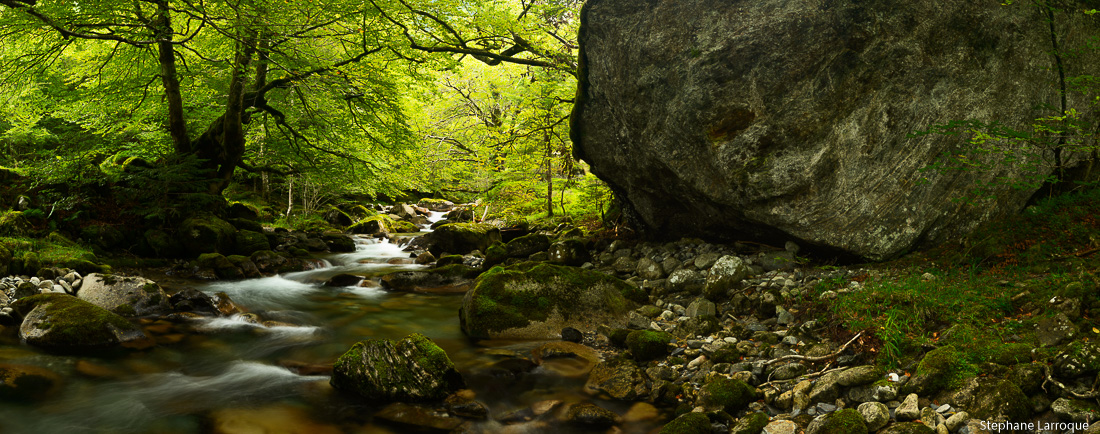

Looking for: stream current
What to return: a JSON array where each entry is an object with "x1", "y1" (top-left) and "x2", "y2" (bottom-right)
[{"x1": 0, "y1": 217, "x2": 663, "y2": 433}]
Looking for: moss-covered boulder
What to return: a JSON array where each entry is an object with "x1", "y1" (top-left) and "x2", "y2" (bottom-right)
[
  {"x1": 330, "y1": 333, "x2": 465, "y2": 402},
  {"x1": 196, "y1": 253, "x2": 245, "y2": 280},
  {"x1": 417, "y1": 198, "x2": 455, "y2": 212},
  {"x1": 948, "y1": 378, "x2": 1031, "y2": 422},
  {"x1": 0, "y1": 363, "x2": 63, "y2": 402},
  {"x1": 143, "y1": 229, "x2": 181, "y2": 258},
  {"x1": 0, "y1": 211, "x2": 31, "y2": 237},
  {"x1": 76, "y1": 273, "x2": 172, "y2": 317},
  {"x1": 226, "y1": 255, "x2": 260, "y2": 278},
  {"x1": 227, "y1": 202, "x2": 260, "y2": 220},
  {"x1": 348, "y1": 214, "x2": 395, "y2": 236},
  {"x1": 505, "y1": 233, "x2": 551, "y2": 258},
  {"x1": 322, "y1": 233, "x2": 357, "y2": 252},
  {"x1": 179, "y1": 215, "x2": 237, "y2": 256},
  {"x1": 1053, "y1": 340, "x2": 1100, "y2": 379},
  {"x1": 380, "y1": 265, "x2": 477, "y2": 294},
  {"x1": 660, "y1": 412, "x2": 711, "y2": 434},
  {"x1": 392, "y1": 220, "x2": 420, "y2": 233},
  {"x1": 425, "y1": 223, "x2": 501, "y2": 256},
  {"x1": 234, "y1": 230, "x2": 271, "y2": 256},
  {"x1": 20, "y1": 251, "x2": 40, "y2": 277},
  {"x1": 12, "y1": 293, "x2": 152, "y2": 352},
  {"x1": 250, "y1": 250, "x2": 288, "y2": 274},
  {"x1": 459, "y1": 263, "x2": 641, "y2": 340},
  {"x1": 626, "y1": 330, "x2": 672, "y2": 361},
  {"x1": 903, "y1": 345, "x2": 967, "y2": 395},
  {"x1": 698, "y1": 377, "x2": 758, "y2": 413},
  {"x1": 815, "y1": 408, "x2": 868, "y2": 434},
  {"x1": 0, "y1": 244, "x2": 10, "y2": 275},
  {"x1": 548, "y1": 238, "x2": 592, "y2": 266}
]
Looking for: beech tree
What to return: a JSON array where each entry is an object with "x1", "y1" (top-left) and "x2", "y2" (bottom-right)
[{"x1": 0, "y1": 0, "x2": 575, "y2": 196}]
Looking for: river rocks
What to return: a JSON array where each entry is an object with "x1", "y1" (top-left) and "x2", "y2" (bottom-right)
[
  {"x1": 331, "y1": 333, "x2": 465, "y2": 402},
  {"x1": 13, "y1": 293, "x2": 152, "y2": 351},
  {"x1": 324, "y1": 274, "x2": 362, "y2": 287},
  {"x1": 573, "y1": 0, "x2": 1100, "y2": 260},
  {"x1": 425, "y1": 223, "x2": 501, "y2": 256},
  {"x1": 1037, "y1": 313, "x2": 1079, "y2": 346},
  {"x1": 381, "y1": 266, "x2": 475, "y2": 294},
  {"x1": 180, "y1": 214, "x2": 237, "y2": 256},
  {"x1": 77, "y1": 273, "x2": 171, "y2": 317},
  {"x1": 1051, "y1": 398, "x2": 1100, "y2": 423},
  {"x1": 197, "y1": 253, "x2": 245, "y2": 280},
  {"x1": 233, "y1": 230, "x2": 270, "y2": 256},
  {"x1": 322, "y1": 233, "x2": 356, "y2": 252},
  {"x1": 0, "y1": 363, "x2": 62, "y2": 401},
  {"x1": 949, "y1": 378, "x2": 1031, "y2": 422},
  {"x1": 565, "y1": 402, "x2": 620, "y2": 427},
  {"x1": 858, "y1": 402, "x2": 890, "y2": 431},
  {"x1": 459, "y1": 263, "x2": 642, "y2": 340},
  {"x1": 505, "y1": 233, "x2": 551, "y2": 258},
  {"x1": 699, "y1": 377, "x2": 758, "y2": 413},
  {"x1": 904, "y1": 345, "x2": 963, "y2": 395},
  {"x1": 585, "y1": 357, "x2": 649, "y2": 400},
  {"x1": 547, "y1": 239, "x2": 592, "y2": 266},
  {"x1": 418, "y1": 198, "x2": 454, "y2": 212},
  {"x1": 168, "y1": 288, "x2": 219, "y2": 315},
  {"x1": 896, "y1": 393, "x2": 920, "y2": 421},
  {"x1": 348, "y1": 215, "x2": 395, "y2": 236},
  {"x1": 625, "y1": 330, "x2": 671, "y2": 361},
  {"x1": 661, "y1": 412, "x2": 710, "y2": 434},
  {"x1": 1053, "y1": 340, "x2": 1100, "y2": 379}
]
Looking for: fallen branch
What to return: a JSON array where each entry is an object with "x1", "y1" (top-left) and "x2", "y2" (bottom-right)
[
  {"x1": 759, "y1": 364, "x2": 845, "y2": 391},
  {"x1": 1042, "y1": 364, "x2": 1100, "y2": 399},
  {"x1": 765, "y1": 331, "x2": 864, "y2": 366}
]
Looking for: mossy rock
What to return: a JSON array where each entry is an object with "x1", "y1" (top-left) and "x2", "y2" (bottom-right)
[
  {"x1": 819, "y1": 408, "x2": 868, "y2": 434},
  {"x1": 674, "y1": 314, "x2": 720, "y2": 338},
  {"x1": 626, "y1": 330, "x2": 672, "y2": 361},
  {"x1": 0, "y1": 211, "x2": 31, "y2": 237},
  {"x1": 548, "y1": 238, "x2": 592, "y2": 266},
  {"x1": 904, "y1": 345, "x2": 968, "y2": 395},
  {"x1": 330, "y1": 333, "x2": 465, "y2": 402},
  {"x1": 197, "y1": 253, "x2": 244, "y2": 280},
  {"x1": 227, "y1": 202, "x2": 260, "y2": 220},
  {"x1": 12, "y1": 293, "x2": 151, "y2": 352},
  {"x1": 460, "y1": 263, "x2": 641, "y2": 340},
  {"x1": 144, "y1": 229, "x2": 182, "y2": 258},
  {"x1": 484, "y1": 242, "x2": 508, "y2": 268},
  {"x1": 609, "y1": 329, "x2": 632, "y2": 347},
  {"x1": 426, "y1": 223, "x2": 501, "y2": 256},
  {"x1": 21, "y1": 252, "x2": 41, "y2": 277},
  {"x1": 949, "y1": 378, "x2": 1031, "y2": 422},
  {"x1": 698, "y1": 377, "x2": 757, "y2": 414},
  {"x1": 80, "y1": 225, "x2": 125, "y2": 249},
  {"x1": 234, "y1": 230, "x2": 270, "y2": 256},
  {"x1": 322, "y1": 233, "x2": 356, "y2": 252},
  {"x1": 0, "y1": 244, "x2": 10, "y2": 275},
  {"x1": 348, "y1": 214, "x2": 395, "y2": 236},
  {"x1": 730, "y1": 412, "x2": 769, "y2": 434},
  {"x1": 505, "y1": 233, "x2": 551, "y2": 258},
  {"x1": 392, "y1": 220, "x2": 420, "y2": 233},
  {"x1": 227, "y1": 218, "x2": 264, "y2": 233},
  {"x1": 77, "y1": 273, "x2": 172, "y2": 316},
  {"x1": 989, "y1": 343, "x2": 1033, "y2": 366},
  {"x1": 436, "y1": 255, "x2": 465, "y2": 267},
  {"x1": 660, "y1": 412, "x2": 711, "y2": 434},
  {"x1": 179, "y1": 214, "x2": 237, "y2": 256}
]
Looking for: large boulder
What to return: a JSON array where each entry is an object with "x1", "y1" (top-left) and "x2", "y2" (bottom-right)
[
  {"x1": 12, "y1": 293, "x2": 152, "y2": 351},
  {"x1": 330, "y1": 333, "x2": 465, "y2": 402},
  {"x1": 77, "y1": 273, "x2": 172, "y2": 316},
  {"x1": 179, "y1": 215, "x2": 237, "y2": 256},
  {"x1": 460, "y1": 263, "x2": 644, "y2": 340},
  {"x1": 572, "y1": 0, "x2": 1100, "y2": 260},
  {"x1": 425, "y1": 223, "x2": 501, "y2": 256}
]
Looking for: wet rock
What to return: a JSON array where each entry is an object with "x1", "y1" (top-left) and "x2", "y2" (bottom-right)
[
  {"x1": 324, "y1": 274, "x2": 362, "y2": 287},
  {"x1": 425, "y1": 223, "x2": 501, "y2": 256},
  {"x1": 169, "y1": 288, "x2": 218, "y2": 315},
  {"x1": 443, "y1": 391, "x2": 488, "y2": 419},
  {"x1": 13, "y1": 293, "x2": 152, "y2": 352},
  {"x1": 330, "y1": 333, "x2": 465, "y2": 402},
  {"x1": 197, "y1": 253, "x2": 244, "y2": 280},
  {"x1": 374, "y1": 402, "x2": 469, "y2": 433},
  {"x1": 706, "y1": 255, "x2": 751, "y2": 293},
  {"x1": 565, "y1": 402, "x2": 619, "y2": 427},
  {"x1": 209, "y1": 404, "x2": 342, "y2": 434},
  {"x1": 213, "y1": 292, "x2": 244, "y2": 316},
  {"x1": 532, "y1": 341, "x2": 601, "y2": 376},
  {"x1": 460, "y1": 263, "x2": 642, "y2": 340},
  {"x1": 77, "y1": 273, "x2": 171, "y2": 317},
  {"x1": 322, "y1": 234, "x2": 356, "y2": 252},
  {"x1": 249, "y1": 250, "x2": 287, "y2": 274},
  {"x1": 584, "y1": 357, "x2": 649, "y2": 400},
  {"x1": 0, "y1": 363, "x2": 62, "y2": 402},
  {"x1": 381, "y1": 266, "x2": 474, "y2": 294},
  {"x1": 561, "y1": 327, "x2": 583, "y2": 343}
]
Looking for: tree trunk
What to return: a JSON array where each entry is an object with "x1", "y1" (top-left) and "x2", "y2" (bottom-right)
[
  {"x1": 153, "y1": 1, "x2": 190, "y2": 154},
  {"x1": 191, "y1": 34, "x2": 257, "y2": 193}
]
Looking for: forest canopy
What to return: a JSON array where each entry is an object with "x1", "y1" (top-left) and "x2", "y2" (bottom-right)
[{"x1": 0, "y1": 0, "x2": 596, "y2": 225}]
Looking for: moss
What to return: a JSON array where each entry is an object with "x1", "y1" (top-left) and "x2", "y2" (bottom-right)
[
  {"x1": 0, "y1": 211, "x2": 31, "y2": 237},
  {"x1": 913, "y1": 345, "x2": 969, "y2": 394},
  {"x1": 730, "y1": 412, "x2": 769, "y2": 434},
  {"x1": 711, "y1": 347, "x2": 742, "y2": 364},
  {"x1": 234, "y1": 230, "x2": 270, "y2": 256},
  {"x1": 12, "y1": 294, "x2": 138, "y2": 347},
  {"x1": 331, "y1": 333, "x2": 464, "y2": 402},
  {"x1": 821, "y1": 408, "x2": 868, "y2": 434},
  {"x1": 989, "y1": 343, "x2": 1032, "y2": 366},
  {"x1": 348, "y1": 214, "x2": 396, "y2": 235},
  {"x1": 392, "y1": 220, "x2": 419, "y2": 233},
  {"x1": 427, "y1": 223, "x2": 501, "y2": 256},
  {"x1": 699, "y1": 377, "x2": 757, "y2": 413},
  {"x1": 179, "y1": 214, "x2": 237, "y2": 256},
  {"x1": 112, "y1": 304, "x2": 136, "y2": 317},
  {"x1": 462, "y1": 263, "x2": 638, "y2": 337},
  {"x1": 21, "y1": 252, "x2": 41, "y2": 276},
  {"x1": 609, "y1": 329, "x2": 632, "y2": 347},
  {"x1": 504, "y1": 233, "x2": 551, "y2": 258},
  {"x1": 659, "y1": 412, "x2": 711, "y2": 434},
  {"x1": 433, "y1": 264, "x2": 478, "y2": 279},
  {"x1": 437, "y1": 255, "x2": 465, "y2": 267},
  {"x1": 626, "y1": 330, "x2": 672, "y2": 361}
]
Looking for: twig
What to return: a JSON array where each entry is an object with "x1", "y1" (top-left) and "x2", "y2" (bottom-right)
[
  {"x1": 759, "y1": 364, "x2": 845, "y2": 391},
  {"x1": 765, "y1": 331, "x2": 864, "y2": 366}
]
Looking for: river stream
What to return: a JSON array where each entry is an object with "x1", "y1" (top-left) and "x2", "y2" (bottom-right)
[{"x1": 0, "y1": 219, "x2": 662, "y2": 433}]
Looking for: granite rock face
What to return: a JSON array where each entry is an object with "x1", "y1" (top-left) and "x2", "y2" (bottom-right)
[{"x1": 572, "y1": 0, "x2": 1100, "y2": 260}]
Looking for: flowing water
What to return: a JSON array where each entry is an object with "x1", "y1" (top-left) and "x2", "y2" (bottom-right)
[{"x1": 0, "y1": 214, "x2": 666, "y2": 433}]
